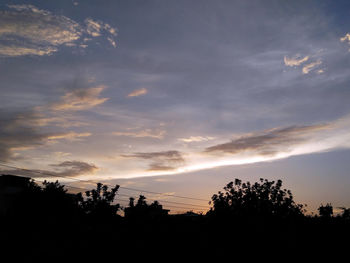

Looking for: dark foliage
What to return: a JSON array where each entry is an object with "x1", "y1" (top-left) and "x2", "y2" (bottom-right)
[
  {"x1": 209, "y1": 178, "x2": 305, "y2": 218},
  {"x1": 76, "y1": 182, "x2": 120, "y2": 220},
  {"x1": 1, "y1": 174, "x2": 349, "y2": 260},
  {"x1": 318, "y1": 203, "x2": 333, "y2": 218}
]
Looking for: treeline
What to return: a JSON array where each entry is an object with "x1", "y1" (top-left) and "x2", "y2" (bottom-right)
[{"x1": 1, "y1": 175, "x2": 349, "y2": 260}]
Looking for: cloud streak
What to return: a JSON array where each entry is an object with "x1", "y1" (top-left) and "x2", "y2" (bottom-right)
[
  {"x1": 178, "y1": 136, "x2": 215, "y2": 143},
  {"x1": 122, "y1": 150, "x2": 185, "y2": 171},
  {"x1": 0, "y1": 160, "x2": 98, "y2": 179},
  {"x1": 50, "y1": 85, "x2": 108, "y2": 111},
  {"x1": 127, "y1": 88, "x2": 148, "y2": 97},
  {"x1": 284, "y1": 55, "x2": 309, "y2": 66},
  {"x1": 0, "y1": 4, "x2": 117, "y2": 57},
  {"x1": 108, "y1": 115, "x2": 350, "y2": 179},
  {"x1": 205, "y1": 124, "x2": 330, "y2": 155},
  {"x1": 302, "y1": 60, "x2": 322, "y2": 74},
  {"x1": 0, "y1": 83, "x2": 107, "y2": 161},
  {"x1": 113, "y1": 129, "x2": 165, "y2": 139}
]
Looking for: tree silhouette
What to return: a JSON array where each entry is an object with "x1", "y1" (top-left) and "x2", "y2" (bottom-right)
[
  {"x1": 338, "y1": 207, "x2": 350, "y2": 219},
  {"x1": 318, "y1": 203, "x2": 333, "y2": 218},
  {"x1": 209, "y1": 178, "x2": 304, "y2": 218},
  {"x1": 124, "y1": 195, "x2": 169, "y2": 219},
  {"x1": 77, "y1": 183, "x2": 120, "y2": 219}
]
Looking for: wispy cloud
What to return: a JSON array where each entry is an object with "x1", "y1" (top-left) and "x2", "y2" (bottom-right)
[
  {"x1": 205, "y1": 124, "x2": 330, "y2": 155},
  {"x1": 0, "y1": 112, "x2": 90, "y2": 161},
  {"x1": 340, "y1": 33, "x2": 350, "y2": 52},
  {"x1": 50, "y1": 85, "x2": 108, "y2": 111},
  {"x1": 178, "y1": 136, "x2": 215, "y2": 143},
  {"x1": 122, "y1": 150, "x2": 185, "y2": 171},
  {"x1": 111, "y1": 115, "x2": 350, "y2": 179},
  {"x1": 113, "y1": 129, "x2": 165, "y2": 139},
  {"x1": 340, "y1": 33, "x2": 350, "y2": 44},
  {"x1": 127, "y1": 88, "x2": 148, "y2": 97},
  {"x1": 0, "y1": 160, "x2": 98, "y2": 179},
  {"x1": 284, "y1": 55, "x2": 309, "y2": 66},
  {"x1": 0, "y1": 4, "x2": 117, "y2": 57},
  {"x1": 302, "y1": 60, "x2": 322, "y2": 74},
  {"x1": 47, "y1": 132, "x2": 91, "y2": 141},
  {"x1": 0, "y1": 83, "x2": 106, "y2": 161},
  {"x1": 49, "y1": 160, "x2": 98, "y2": 177}
]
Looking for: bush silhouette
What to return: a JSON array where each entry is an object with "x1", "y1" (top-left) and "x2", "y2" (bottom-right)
[
  {"x1": 77, "y1": 183, "x2": 120, "y2": 219},
  {"x1": 318, "y1": 203, "x2": 333, "y2": 218},
  {"x1": 209, "y1": 178, "x2": 304, "y2": 218}
]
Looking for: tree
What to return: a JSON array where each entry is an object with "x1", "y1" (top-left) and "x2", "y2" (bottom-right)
[
  {"x1": 338, "y1": 207, "x2": 350, "y2": 219},
  {"x1": 318, "y1": 203, "x2": 333, "y2": 218},
  {"x1": 77, "y1": 183, "x2": 120, "y2": 219},
  {"x1": 209, "y1": 178, "x2": 304, "y2": 218},
  {"x1": 124, "y1": 195, "x2": 168, "y2": 219}
]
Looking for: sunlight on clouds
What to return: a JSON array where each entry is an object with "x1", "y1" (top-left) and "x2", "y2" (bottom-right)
[
  {"x1": 284, "y1": 53, "x2": 324, "y2": 74},
  {"x1": 178, "y1": 136, "x2": 215, "y2": 143},
  {"x1": 0, "y1": 4, "x2": 117, "y2": 57},
  {"x1": 127, "y1": 88, "x2": 148, "y2": 97},
  {"x1": 113, "y1": 129, "x2": 166, "y2": 139},
  {"x1": 50, "y1": 85, "x2": 108, "y2": 111},
  {"x1": 340, "y1": 33, "x2": 350, "y2": 52},
  {"x1": 0, "y1": 45, "x2": 57, "y2": 57},
  {"x1": 302, "y1": 60, "x2": 322, "y2": 74},
  {"x1": 47, "y1": 132, "x2": 91, "y2": 141},
  {"x1": 284, "y1": 55, "x2": 309, "y2": 66},
  {"x1": 63, "y1": 114, "x2": 350, "y2": 181},
  {"x1": 340, "y1": 33, "x2": 350, "y2": 43}
]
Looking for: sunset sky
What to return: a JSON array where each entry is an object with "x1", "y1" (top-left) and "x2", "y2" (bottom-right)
[{"x1": 1, "y1": 0, "x2": 350, "y2": 213}]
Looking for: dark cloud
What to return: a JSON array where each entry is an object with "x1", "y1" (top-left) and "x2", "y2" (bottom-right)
[
  {"x1": 0, "y1": 109, "x2": 90, "y2": 161},
  {"x1": 49, "y1": 160, "x2": 98, "y2": 177},
  {"x1": 205, "y1": 124, "x2": 329, "y2": 156},
  {"x1": 0, "y1": 110, "x2": 53, "y2": 161},
  {"x1": 122, "y1": 150, "x2": 184, "y2": 171},
  {"x1": 0, "y1": 160, "x2": 98, "y2": 178}
]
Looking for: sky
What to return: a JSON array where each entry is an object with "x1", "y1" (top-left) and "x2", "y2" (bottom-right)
[{"x1": 1, "y1": 0, "x2": 350, "y2": 213}]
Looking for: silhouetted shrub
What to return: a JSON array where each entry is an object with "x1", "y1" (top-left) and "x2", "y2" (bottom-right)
[
  {"x1": 209, "y1": 178, "x2": 304, "y2": 218},
  {"x1": 77, "y1": 183, "x2": 120, "y2": 220},
  {"x1": 318, "y1": 203, "x2": 333, "y2": 218}
]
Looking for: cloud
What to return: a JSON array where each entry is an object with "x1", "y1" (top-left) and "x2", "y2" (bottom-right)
[
  {"x1": 0, "y1": 113, "x2": 88, "y2": 161},
  {"x1": 50, "y1": 85, "x2": 108, "y2": 111},
  {"x1": 284, "y1": 55, "x2": 309, "y2": 66},
  {"x1": 302, "y1": 60, "x2": 322, "y2": 74},
  {"x1": 112, "y1": 129, "x2": 166, "y2": 139},
  {"x1": 49, "y1": 160, "x2": 98, "y2": 177},
  {"x1": 127, "y1": 88, "x2": 148, "y2": 97},
  {"x1": 178, "y1": 136, "x2": 215, "y2": 143},
  {"x1": 0, "y1": 45, "x2": 58, "y2": 57},
  {"x1": 0, "y1": 160, "x2": 98, "y2": 178},
  {"x1": 340, "y1": 33, "x2": 350, "y2": 52},
  {"x1": 340, "y1": 33, "x2": 350, "y2": 44},
  {"x1": 122, "y1": 150, "x2": 185, "y2": 171},
  {"x1": 0, "y1": 84, "x2": 105, "y2": 161},
  {"x1": 283, "y1": 53, "x2": 323, "y2": 74},
  {"x1": 205, "y1": 124, "x2": 330, "y2": 156},
  {"x1": 84, "y1": 18, "x2": 117, "y2": 39},
  {"x1": 0, "y1": 4, "x2": 117, "y2": 57},
  {"x1": 47, "y1": 132, "x2": 91, "y2": 141}
]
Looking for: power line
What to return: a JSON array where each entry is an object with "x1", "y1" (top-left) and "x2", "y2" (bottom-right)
[
  {"x1": 0, "y1": 162, "x2": 209, "y2": 202},
  {"x1": 118, "y1": 186, "x2": 208, "y2": 201},
  {"x1": 116, "y1": 193, "x2": 209, "y2": 208},
  {"x1": 0, "y1": 165, "x2": 210, "y2": 211},
  {"x1": 30, "y1": 176, "x2": 209, "y2": 210},
  {"x1": 25, "y1": 177, "x2": 207, "y2": 211}
]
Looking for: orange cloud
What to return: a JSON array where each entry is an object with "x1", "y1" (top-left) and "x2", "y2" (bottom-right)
[
  {"x1": 50, "y1": 85, "x2": 108, "y2": 111},
  {"x1": 127, "y1": 88, "x2": 148, "y2": 97}
]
